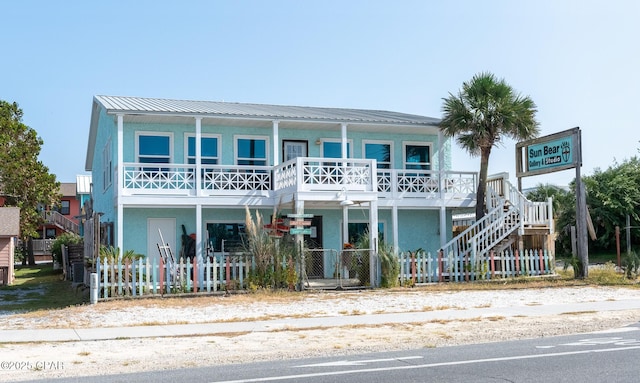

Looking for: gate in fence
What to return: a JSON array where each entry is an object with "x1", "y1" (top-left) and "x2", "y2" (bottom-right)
[{"x1": 302, "y1": 248, "x2": 372, "y2": 290}]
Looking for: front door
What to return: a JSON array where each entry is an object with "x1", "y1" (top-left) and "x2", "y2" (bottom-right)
[
  {"x1": 147, "y1": 218, "x2": 176, "y2": 264},
  {"x1": 304, "y1": 216, "x2": 324, "y2": 278},
  {"x1": 283, "y1": 140, "x2": 308, "y2": 162}
]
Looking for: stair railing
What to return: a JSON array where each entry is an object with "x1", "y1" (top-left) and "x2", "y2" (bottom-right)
[
  {"x1": 440, "y1": 174, "x2": 554, "y2": 263},
  {"x1": 42, "y1": 211, "x2": 80, "y2": 234},
  {"x1": 440, "y1": 180, "x2": 521, "y2": 261}
]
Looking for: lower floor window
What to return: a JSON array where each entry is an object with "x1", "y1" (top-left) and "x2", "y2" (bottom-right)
[
  {"x1": 347, "y1": 222, "x2": 384, "y2": 246},
  {"x1": 207, "y1": 223, "x2": 245, "y2": 252}
]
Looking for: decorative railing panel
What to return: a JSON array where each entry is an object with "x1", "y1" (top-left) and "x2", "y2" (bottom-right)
[
  {"x1": 298, "y1": 158, "x2": 373, "y2": 191},
  {"x1": 201, "y1": 165, "x2": 272, "y2": 192},
  {"x1": 377, "y1": 170, "x2": 477, "y2": 197},
  {"x1": 123, "y1": 164, "x2": 195, "y2": 191}
]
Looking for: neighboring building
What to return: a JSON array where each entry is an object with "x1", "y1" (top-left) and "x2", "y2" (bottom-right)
[
  {"x1": 75, "y1": 174, "x2": 93, "y2": 236},
  {"x1": 0, "y1": 207, "x2": 20, "y2": 285},
  {"x1": 32, "y1": 182, "x2": 83, "y2": 259},
  {"x1": 85, "y1": 96, "x2": 552, "y2": 282},
  {"x1": 38, "y1": 183, "x2": 80, "y2": 240}
]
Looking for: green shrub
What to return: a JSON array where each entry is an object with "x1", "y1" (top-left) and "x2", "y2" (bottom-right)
[
  {"x1": 623, "y1": 251, "x2": 640, "y2": 279},
  {"x1": 379, "y1": 244, "x2": 399, "y2": 288},
  {"x1": 50, "y1": 233, "x2": 83, "y2": 265},
  {"x1": 98, "y1": 245, "x2": 144, "y2": 262},
  {"x1": 243, "y1": 206, "x2": 299, "y2": 290}
]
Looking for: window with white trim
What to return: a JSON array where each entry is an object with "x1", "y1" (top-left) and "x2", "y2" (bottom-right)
[
  {"x1": 403, "y1": 142, "x2": 432, "y2": 170},
  {"x1": 235, "y1": 136, "x2": 268, "y2": 166},
  {"x1": 137, "y1": 133, "x2": 172, "y2": 164},
  {"x1": 346, "y1": 221, "x2": 385, "y2": 245},
  {"x1": 186, "y1": 134, "x2": 220, "y2": 165},
  {"x1": 321, "y1": 139, "x2": 352, "y2": 158},
  {"x1": 207, "y1": 222, "x2": 246, "y2": 252},
  {"x1": 363, "y1": 140, "x2": 392, "y2": 169}
]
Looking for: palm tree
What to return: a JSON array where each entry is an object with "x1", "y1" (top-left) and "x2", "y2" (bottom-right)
[{"x1": 440, "y1": 72, "x2": 539, "y2": 220}]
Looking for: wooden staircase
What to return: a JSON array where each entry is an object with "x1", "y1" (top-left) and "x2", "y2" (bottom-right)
[
  {"x1": 42, "y1": 211, "x2": 79, "y2": 234},
  {"x1": 440, "y1": 173, "x2": 552, "y2": 261}
]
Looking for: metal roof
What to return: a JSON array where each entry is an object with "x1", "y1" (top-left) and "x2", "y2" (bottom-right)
[
  {"x1": 93, "y1": 95, "x2": 441, "y2": 126},
  {"x1": 76, "y1": 175, "x2": 92, "y2": 195}
]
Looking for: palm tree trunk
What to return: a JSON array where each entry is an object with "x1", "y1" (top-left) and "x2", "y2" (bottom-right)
[{"x1": 476, "y1": 147, "x2": 492, "y2": 220}]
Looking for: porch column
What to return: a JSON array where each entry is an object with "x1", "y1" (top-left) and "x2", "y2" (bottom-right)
[
  {"x1": 295, "y1": 199, "x2": 305, "y2": 246},
  {"x1": 342, "y1": 205, "x2": 349, "y2": 247},
  {"x1": 392, "y1": 204, "x2": 399, "y2": 254},
  {"x1": 368, "y1": 200, "x2": 379, "y2": 287},
  {"x1": 196, "y1": 203, "x2": 203, "y2": 286},
  {"x1": 341, "y1": 122, "x2": 348, "y2": 159},
  {"x1": 116, "y1": 114, "x2": 124, "y2": 255},
  {"x1": 195, "y1": 117, "x2": 202, "y2": 196},
  {"x1": 272, "y1": 120, "x2": 280, "y2": 166},
  {"x1": 439, "y1": 206, "x2": 447, "y2": 249},
  {"x1": 438, "y1": 130, "x2": 447, "y2": 248},
  {"x1": 195, "y1": 203, "x2": 202, "y2": 261}
]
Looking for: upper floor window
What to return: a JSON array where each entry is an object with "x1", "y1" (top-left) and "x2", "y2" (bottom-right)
[
  {"x1": 403, "y1": 142, "x2": 431, "y2": 170},
  {"x1": 322, "y1": 140, "x2": 351, "y2": 158},
  {"x1": 186, "y1": 135, "x2": 220, "y2": 165},
  {"x1": 364, "y1": 141, "x2": 392, "y2": 169},
  {"x1": 102, "y1": 139, "x2": 112, "y2": 189},
  {"x1": 137, "y1": 133, "x2": 172, "y2": 164},
  {"x1": 236, "y1": 136, "x2": 268, "y2": 166},
  {"x1": 58, "y1": 200, "x2": 70, "y2": 215}
]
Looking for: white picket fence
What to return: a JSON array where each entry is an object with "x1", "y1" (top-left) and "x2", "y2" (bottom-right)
[
  {"x1": 95, "y1": 248, "x2": 555, "y2": 299},
  {"x1": 398, "y1": 249, "x2": 555, "y2": 284},
  {"x1": 95, "y1": 254, "x2": 259, "y2": 299}
]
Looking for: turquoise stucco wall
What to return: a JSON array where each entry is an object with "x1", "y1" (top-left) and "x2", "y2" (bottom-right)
[
  {"x1": 123, "y1": 208, "x2": 195, "y2": 257},
  {"x1": 91, "y1": 107, "x2": 117, "y2": 231},
  {"x1": 121, "y1": 122, "x2": 451, "y2": 170}
]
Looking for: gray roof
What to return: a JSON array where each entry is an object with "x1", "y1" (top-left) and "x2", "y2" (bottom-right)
[
  {"x1": 94, "y1": 95, "x2": 441, "y2": 126},
  {"x1": 59, "y1": 183, "x2": 76, "y2": 197},
  {"x1": 0, "y1": 207, "x2": 20, "y2": 236}
]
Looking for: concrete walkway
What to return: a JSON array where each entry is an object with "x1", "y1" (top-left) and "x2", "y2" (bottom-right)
[{"x1": 3, "y1": 298, "x2": 640, "y2": 344}]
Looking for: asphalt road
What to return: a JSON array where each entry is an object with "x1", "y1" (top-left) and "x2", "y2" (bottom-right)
[{"x1": 18, "y1": 323, "x2": 640, "y2": 383}]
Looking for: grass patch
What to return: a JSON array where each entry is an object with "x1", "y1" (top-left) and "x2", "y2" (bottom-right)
[
  {"x1": 0, "y1": 264, "x2": 87, "y2": 312},
  {"x1": 561, "y1": 310, "x2": 598, "y2": 316}
]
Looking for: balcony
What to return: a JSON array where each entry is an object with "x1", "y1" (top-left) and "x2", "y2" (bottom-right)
[{"x1": 120, "y1": 158, "x2": 478, "y2": 206}]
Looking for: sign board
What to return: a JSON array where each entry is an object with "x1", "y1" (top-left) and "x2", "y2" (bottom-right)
[
  {"x1": 289, "y1": 228, "x2": 312, "y2": 235},
  {"x1": 289, "y1": 220, "x2": 311, "y2": 226},
  {"x1": 516, "y1": 127, "x2": 581, "y2": 178},
  {"x1": 287, "y1": 213, "x2": 314, "y2": 218}
]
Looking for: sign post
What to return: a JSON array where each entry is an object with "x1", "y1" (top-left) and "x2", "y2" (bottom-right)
[
  {"x1": 288, "y1": 213, "x2": 313, "y2": 290},
  {"x1": 516, "y1": 127, "x2": 588, "y2": 278}
]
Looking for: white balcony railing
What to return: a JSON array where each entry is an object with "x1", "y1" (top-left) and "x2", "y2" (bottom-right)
[
  {"x1": 121, "y1": 159, "x2": 477, "y2": 203},
  {"x1": 377, "y1": 170, "x2": 477, "y2": 198},
  {"x1": 123, "y1": 164, "x2": 196, "y2": 192},
  {"x1": 273, "y1": 157, "x2": 375, "y2": 193},
  {"x1": 201, "y1": 165, "x2": 272, "y2": 193}
]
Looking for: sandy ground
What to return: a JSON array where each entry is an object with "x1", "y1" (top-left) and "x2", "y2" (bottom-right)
[{"x1": 2, "y1": 286, "x2": 640, "y2": 381}]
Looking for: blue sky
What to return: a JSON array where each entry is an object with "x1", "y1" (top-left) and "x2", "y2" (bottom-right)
[{"x1": 2, "y1": 0, "x2": 638, "y2": 189}]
